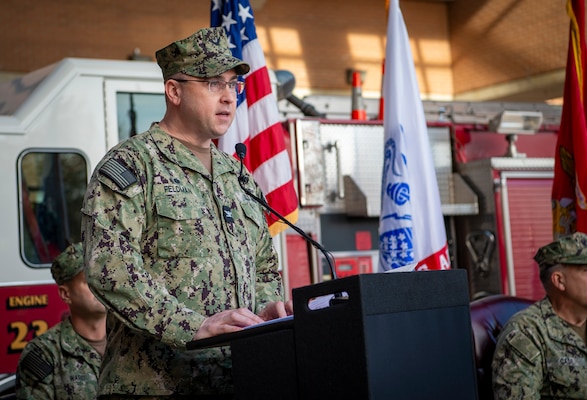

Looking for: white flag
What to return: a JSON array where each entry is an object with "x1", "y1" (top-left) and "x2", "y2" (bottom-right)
[{"x1": 378, "y1": 0, "x2": 450, "y2": 272}]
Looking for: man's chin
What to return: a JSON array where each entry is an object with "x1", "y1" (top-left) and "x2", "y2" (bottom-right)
[{"x1": 211, "y1": 129, "x2": 230, "y2": 140}]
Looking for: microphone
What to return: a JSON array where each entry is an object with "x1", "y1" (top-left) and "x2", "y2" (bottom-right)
[
  {"x1": 235, "y1": 143, "x2": 345, "y2": 301},
  {"x1": 235, "y1": 142, "x2": 247, "y2": 182}
]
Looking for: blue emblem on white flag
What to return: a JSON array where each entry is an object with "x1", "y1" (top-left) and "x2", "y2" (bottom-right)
[
  {"x1": 380, "y1": 134, "x2": 414, "y2": 270},
  {"x1": 380, "y1": 228, "x2": 414, "y2": 269}
]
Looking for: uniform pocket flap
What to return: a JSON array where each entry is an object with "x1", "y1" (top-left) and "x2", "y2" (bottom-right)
[{"x1": 155, "y1": 195, "x2": 201, "y2": 221}]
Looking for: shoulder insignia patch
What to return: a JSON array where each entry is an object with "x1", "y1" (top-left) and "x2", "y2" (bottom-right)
[
  {"x1": 100, "y1": 159, "x2": 137, "y2": 190},
  {"x1": 20, "y1": 348, "x2": 53, "y2": 381},
  {"x1": 509, "y1": 331, "x2": 540, "y2": 365}
]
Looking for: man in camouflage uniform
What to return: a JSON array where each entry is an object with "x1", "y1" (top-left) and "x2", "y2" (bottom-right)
[
  {"x1": 81, "y1": 27, "x2": 292, "y2": 398},
  {"x1": 492, "y1": 232, "x2": 587, "y2": 399},
  {"x1": 16, "y1": 242, "x2": 107, "y2": 400}
]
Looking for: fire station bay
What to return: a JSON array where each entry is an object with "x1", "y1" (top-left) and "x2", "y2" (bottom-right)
[{"x1": 0, "y1": 0, "x2": 577, "y2": 398}]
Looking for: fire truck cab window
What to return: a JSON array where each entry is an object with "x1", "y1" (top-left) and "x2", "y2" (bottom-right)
[
  {"x1": 116, "y1": 92, "x2": 165, "y2": 142},
  {"x1": 19, "y1": 151, "x2": 87, "y2": 266}
]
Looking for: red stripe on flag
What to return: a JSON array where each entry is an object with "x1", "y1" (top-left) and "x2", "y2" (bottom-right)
[
  {"x1": 265, "y1": 182, "x2": 299, "y2": 216},
  {"x1": 245, "y1": 67, "x2": 272, "y2": 106},
  {"x1": 248, "y1": 124, "x2": 288, "y2": 171},
  {"x1": 265, "y1": 181, "x2": 299, "y2": 223}
]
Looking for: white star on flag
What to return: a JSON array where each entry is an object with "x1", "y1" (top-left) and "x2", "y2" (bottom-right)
[{"x1": 238, "y1": 4, "x2": 253, "y2": 22}]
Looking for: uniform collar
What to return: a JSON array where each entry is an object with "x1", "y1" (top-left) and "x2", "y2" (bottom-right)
[
  {"x1": 149, "y1": 124, "x2": 235, "y2": 178},
  {"x1": 59, "y1": 317, "x2": 102, "y2": 365},
  {"x1": 541, "y1": 297, "x2": 587, "y2": 353}
]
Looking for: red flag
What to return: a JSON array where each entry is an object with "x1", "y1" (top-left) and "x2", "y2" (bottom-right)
[
  {"x1": 552, "y1": 0, "x2": 587, "y2": 239},
  {"x1": 211, "y1": 0, "x2": 298, "y2": 236}
]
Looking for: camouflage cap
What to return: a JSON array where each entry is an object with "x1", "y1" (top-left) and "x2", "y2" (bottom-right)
[
  {"x1": 534, "y1": 232, "x2": 587, "y2": 272},
  {"x1": 51, "y1": 243, "x2": 84, "y2": 285},
  {"x1": 155, "y1": 27, "x2": 250, "y2": 80}
]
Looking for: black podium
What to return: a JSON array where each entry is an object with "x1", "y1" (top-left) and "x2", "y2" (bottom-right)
[{"x1": 189, "y1": 269, "x2": 478, "y2": 400}]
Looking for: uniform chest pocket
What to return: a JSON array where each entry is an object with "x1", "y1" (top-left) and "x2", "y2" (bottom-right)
[
  {"x1": 236, "y1": 201, "x2": 264, "y2": 240},
  {"x1": 546, "y1": 354, "x2": 587, "y2": 396},
  {"x1": 240, "y1": 201, "x2": 262, "y2": 228},
  {"x1": 155, "y1": 195, "x2": 211, "y2": 258}
]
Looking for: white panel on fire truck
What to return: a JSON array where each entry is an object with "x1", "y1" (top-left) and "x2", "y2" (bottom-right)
[
  {"x1": 294, "y1": 119, "x2": 326, "y2": 207},
  {"x1": 487, "y1": 157, "x2": 554, "y2": 171},
  {"x1": 313, "y1": 122, "x2": 478, "y2": 217}
]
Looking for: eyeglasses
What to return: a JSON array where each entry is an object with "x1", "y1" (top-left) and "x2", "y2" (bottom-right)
[{"x1": 172, "y1": 78, "x2": 245, "y2": 95}]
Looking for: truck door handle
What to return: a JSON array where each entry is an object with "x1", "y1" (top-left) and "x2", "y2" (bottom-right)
[{"x1": 323, "y1": 141, "x2": 344, "y2": 199}]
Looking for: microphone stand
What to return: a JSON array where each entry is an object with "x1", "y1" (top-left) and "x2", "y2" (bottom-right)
[{"x1": 235, "y1": 144, "x2": 346, "y2": 303}]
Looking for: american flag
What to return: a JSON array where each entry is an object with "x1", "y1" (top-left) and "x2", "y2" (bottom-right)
[{"x1": 211, "y1": 0, "x2": 299, "y2": 236}]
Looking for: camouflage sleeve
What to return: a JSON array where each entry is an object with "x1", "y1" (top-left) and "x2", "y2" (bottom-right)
[
  {"x1": 492, "y1": 322, "x2": 543, "y2": 400},
  {"x1": 15, "y1": 342, "x2": 56, "y2": 400},
  {"x1": 81, "y1": 155, "x2": 204, "y2": 348}
]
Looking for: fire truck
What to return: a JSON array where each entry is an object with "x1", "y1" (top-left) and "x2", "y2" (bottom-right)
[{"x1": 0, "y1": 58, "x2": 561, "y2": 393}]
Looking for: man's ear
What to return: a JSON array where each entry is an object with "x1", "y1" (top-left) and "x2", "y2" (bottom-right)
[
  {"x1": 58, "y1": 284, "x2": 71, "y2": 305},
  {"x1": 550, "y1": 269, "x2": 566, "y2": 291},
  {"x1": 165, "y1": 79, "x2": 182, "y2": 105}
]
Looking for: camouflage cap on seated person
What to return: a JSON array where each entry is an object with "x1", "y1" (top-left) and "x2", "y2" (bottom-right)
[
  {"x1": 51, "y1": 242, "x2": 84, "y2": 285},
  {"x1": 155, "y1": 27, "x2": 250, "y2": 80},
  {"x1": 534, "y1": 232, "x2": 587, "y2": 272}
]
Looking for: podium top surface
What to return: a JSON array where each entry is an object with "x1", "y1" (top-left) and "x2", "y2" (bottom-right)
[
  {"x1": 187, "y1": 315, "x2": 294, "y2": 350},
  {"x1": 293, "y1": 270, "x2": 470, "y2": 314}
]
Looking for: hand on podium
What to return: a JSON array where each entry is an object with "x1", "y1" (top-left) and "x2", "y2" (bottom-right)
[
  {"x1": 193, "y1": 301, "x2": 294, "y2": 340},
  {"x1": 193, "y1": 308, "x2": 264, "y2": 340},
  {"x1": 258, "y1": 300, "x2": 294, "y2": 321}
]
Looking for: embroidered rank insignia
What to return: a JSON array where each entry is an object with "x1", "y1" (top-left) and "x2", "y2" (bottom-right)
[
  {"x1": 223, "y1": 205, "x2": 234, "y2": 223},
  {"x1": 100, "y1": 159, "x2": 137, "y2": 190}
]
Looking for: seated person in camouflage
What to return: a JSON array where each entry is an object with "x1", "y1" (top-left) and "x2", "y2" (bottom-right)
[
  {"x1": 16, "y1": 242, "x2": 107, "y2": 400},
  {"x1": 81, "y1": 27, "x2": 292, "y2": 398},
  {"x1": 492, "y1": 232, "x2": 587, "y2": 399}
]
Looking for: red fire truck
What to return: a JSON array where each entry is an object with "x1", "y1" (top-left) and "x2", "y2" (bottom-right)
[{"x1": 279, "y1": 98, "x2": 559, "y2": 303}]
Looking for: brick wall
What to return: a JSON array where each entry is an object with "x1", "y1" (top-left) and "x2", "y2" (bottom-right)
[
  {"x1": 0, "y1": 0, "x2": 571, "y2": 101},
  {"x1": 448, "y1": 0, "x2": 567, "y2": 96}
]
